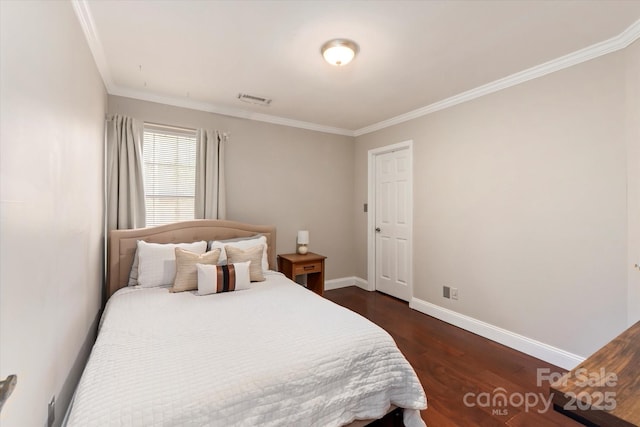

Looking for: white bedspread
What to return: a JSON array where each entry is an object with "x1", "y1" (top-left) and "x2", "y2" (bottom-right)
[{"x1": 67, "y1": 272, "x2": 427, "y2": 426}]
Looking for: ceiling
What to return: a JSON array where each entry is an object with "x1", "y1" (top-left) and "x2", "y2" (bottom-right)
[{"x1": 78, "y1": 0, "x2": 640, "y2": 135}]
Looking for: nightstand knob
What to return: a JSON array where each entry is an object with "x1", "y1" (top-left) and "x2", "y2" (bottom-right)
[{"x1": 375, "y1": 227, "x2": 381, "y2": 232}]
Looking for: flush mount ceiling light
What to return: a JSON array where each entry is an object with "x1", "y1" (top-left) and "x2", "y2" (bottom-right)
[{"x1": 321, "y1": 39, "x2": 359, "y2": 66}]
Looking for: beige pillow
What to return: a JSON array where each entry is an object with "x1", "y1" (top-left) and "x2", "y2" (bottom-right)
[
  {"x1": 225, "y1": 244, "x2": 265, "y2": 282},
  {"x1": 171, "y1": 248, "x2": 221, "y2": 292}
]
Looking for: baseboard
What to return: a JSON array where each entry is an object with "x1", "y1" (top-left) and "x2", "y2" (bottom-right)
[
  {"x1": 324, "y1": 277, "x2": 371, "y2": 291},
  {"x1": 354, "y1": 277, "x2": 371, "y2": 291},
  {"x1": 324, "y1": 277, "x2": 356, "y2": 291},
  {"x1": 409, "y1": 297, "x2": 585, "y2": 371},
  {"x1": 323, "y1": 280, "x2": 582, "y2": 369}
]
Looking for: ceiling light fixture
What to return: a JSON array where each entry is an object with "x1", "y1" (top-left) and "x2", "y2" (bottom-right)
[{"x1": 321, "y1": 39, "x2": 359, "y2": 66}]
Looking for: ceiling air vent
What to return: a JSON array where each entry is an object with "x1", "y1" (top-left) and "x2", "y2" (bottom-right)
[{"x1": 237, "y1": 93, "x2": 272, "y2": 106}]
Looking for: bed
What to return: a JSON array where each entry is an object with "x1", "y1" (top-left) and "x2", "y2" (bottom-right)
[{"x1": 66, "y1": 220, "x2": 427, "y2": 426}]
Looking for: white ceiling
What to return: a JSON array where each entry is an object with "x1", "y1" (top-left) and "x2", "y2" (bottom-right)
[{"x1": 78, "y1": 0, "x2": 640, "y2": 135}]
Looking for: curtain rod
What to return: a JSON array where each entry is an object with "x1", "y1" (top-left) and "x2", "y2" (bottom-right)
[
  {"x1": 106, "y1": 116, "x2": 230, "y2": 139},
  {"x1": 144, "y1": 121, "x2": 197, "y2": 133},
  {"x1": 104, "y1": 115, "x2": 193, "y2": 132},
  {"x1": 145, "y1": 122, "x2": 230, "y2": 139}
]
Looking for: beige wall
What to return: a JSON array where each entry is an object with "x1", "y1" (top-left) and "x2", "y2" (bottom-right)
[
  {"x1": 627, "y1": 40, "x2": 640, "y2": 325},
  {"x1": 1, "y1": 7, "x2": 635, "y2": 427},
  {"x1": 0, "y1": 1, "x2": 106, "y2": 426},
  {"x1": 108, "y1": 96, "x2": 355, "y2": 280},
  {"x1": 354, "y1": 47, "x2": 633, "y2": 357}
]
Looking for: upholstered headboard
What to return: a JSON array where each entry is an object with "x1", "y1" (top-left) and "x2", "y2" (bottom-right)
[{"x1": 107, "y1": 220, "x2": 277, "y2": 299}]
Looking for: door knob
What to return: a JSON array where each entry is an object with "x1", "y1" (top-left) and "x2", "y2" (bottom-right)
[{"x1": 375, "y1": 227, "x2": 381, "y2": 232}]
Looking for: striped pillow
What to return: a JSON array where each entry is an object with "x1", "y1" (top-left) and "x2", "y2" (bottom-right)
[{"x1": 196, "y1": 261, "x2": 251, "y2": 296}]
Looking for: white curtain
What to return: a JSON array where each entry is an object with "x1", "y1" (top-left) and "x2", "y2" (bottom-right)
[
  {"x1": 195, "y1": 129, "x2": 227, "y2": 219},
  {"x1": 106, "y1": 115, "x2": 146, "y2": 230}
]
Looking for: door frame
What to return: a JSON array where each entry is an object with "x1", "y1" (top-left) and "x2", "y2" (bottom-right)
[{"x1": 367, "y1": 140, "x2": 414, "y2": 297}]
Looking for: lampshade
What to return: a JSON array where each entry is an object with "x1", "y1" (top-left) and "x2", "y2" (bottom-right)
[
  {"x1": 321, "y1": 39, "x2": 359, "y2": 66},
  {"x1": 297, "y1": 230, "x2": 309, "y2": 245}
]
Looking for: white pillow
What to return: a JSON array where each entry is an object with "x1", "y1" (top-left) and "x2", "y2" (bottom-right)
[
  {"x1": 137, "y1": 240, "x2": 207, "y2": 288},
  {"x1": 207, "y1": 234, "x2": 262, "y2": 250},
  {"x1": 209, "y1": 235, "x2": 269, "y2": 271},
  {"x1": 196, "y1": 261, "x2": 251, "y2": 295}
]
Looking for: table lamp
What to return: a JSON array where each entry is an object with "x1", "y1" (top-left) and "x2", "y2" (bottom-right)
[{"x1": 297, "y1": 230, "x2": 309, "y2": 255}]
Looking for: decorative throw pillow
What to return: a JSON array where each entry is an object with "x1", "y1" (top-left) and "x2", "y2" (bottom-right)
[
  {"x1": 196, "y1": 261, "x2": 251, "y2": 295},
  {"x1": 136, "y1": 240, "x2": 207, "y2": 287},
  {"x1": 209, "y1": 235, "x2": 269, "y2": 271},
  {"x1": 171, "y1": 248, "x2": 221, "y2": 293},
  {"x1": 225, "y1": 244, "x2": 266, "y2": 282}
]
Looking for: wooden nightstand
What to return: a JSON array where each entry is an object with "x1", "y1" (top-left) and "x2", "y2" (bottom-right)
[{"x1": 277, "y1": 252, "x2": 326, "y2": 296}]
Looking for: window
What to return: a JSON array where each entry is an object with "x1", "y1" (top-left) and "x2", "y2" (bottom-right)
[{"x1": 143, "y1": 124, "x2": 197, "y2": 226}]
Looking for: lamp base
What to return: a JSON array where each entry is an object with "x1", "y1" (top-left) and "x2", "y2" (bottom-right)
[{"x1": 297, "y1": 244, "x2": 308, "y2": 255}]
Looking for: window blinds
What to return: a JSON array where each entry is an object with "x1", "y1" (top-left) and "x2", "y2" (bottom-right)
[{"x1": 143, "y1": 124, "x2": 197, "y2": 227}]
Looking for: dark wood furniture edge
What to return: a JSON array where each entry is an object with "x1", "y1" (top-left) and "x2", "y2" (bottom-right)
[{"x1": 550, "y1": 321, "x2": 640, "y2": 427}]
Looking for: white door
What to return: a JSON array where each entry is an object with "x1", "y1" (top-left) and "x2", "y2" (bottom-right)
[{"x1": 374, "y1": 147, "x2": 412, "y2": 301}]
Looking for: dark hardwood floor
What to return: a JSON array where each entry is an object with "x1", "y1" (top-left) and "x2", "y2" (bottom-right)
[{"x1": 325, "y1": 287, "x2": 582, "y2": 427}]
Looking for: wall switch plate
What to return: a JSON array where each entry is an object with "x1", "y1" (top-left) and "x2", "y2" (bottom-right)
[
  {"x1": 451, "y1": 287, "x2": 459, "y2": 300},
  {"x1": 48, "y1": 396, "x2": 55, "y2": 427},
  {"x1": 443, "y1": 286, "x2": 450, "y2": 299}
]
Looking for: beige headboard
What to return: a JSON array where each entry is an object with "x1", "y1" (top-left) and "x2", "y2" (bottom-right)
[{"x1": 107, "y1": 220, "x2": 277, "y2": 299}]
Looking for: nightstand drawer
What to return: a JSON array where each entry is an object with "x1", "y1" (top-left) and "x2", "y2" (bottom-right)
[{"x1": 293, "y1": 262, "x2": 322, "y2": 276}]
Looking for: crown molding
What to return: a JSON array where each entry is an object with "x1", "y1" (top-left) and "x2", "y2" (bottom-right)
[
  {"x1": 70, "y1": 0, "x2": 354, "y2": 137},
  {"x1": 109, "y1": 86, "x2": 355, "y2": 136},
  {"x1": 72, "y1": 0, "x2": 638, "y2": 139},
  {"x1": 354, "y1": 18, "x2": 640, "y2": 137},
  {"x1": 71, "y1": 0, "x2": 114, "y2": 93}
]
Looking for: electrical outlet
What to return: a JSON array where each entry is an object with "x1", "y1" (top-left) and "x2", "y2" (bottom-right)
[
  {"x1": 48, "y1": 396, "x2": 55, "y2": 427},
  {"x1": 451, "y1": 287, "x2": 459, "y2": 300},
  {"x1": 443, "y1": 286, "x2": 450, "y2": 299}
]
